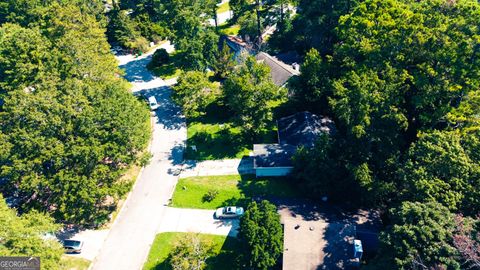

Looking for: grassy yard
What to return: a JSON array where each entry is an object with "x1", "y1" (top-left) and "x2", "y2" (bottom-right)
[
  {"x1": 217, "y1": 1, "x2": 230, "y2": 14},
  {"x1": 185, "y1": 104, "x2": 278, "y2": 160},
  {"x1": 60, "y1": 256, "x2": 91, "y2": 270},
  {"x1": 143, "y1": 232, "x2": 241, "y2": 270},
  {"x1": 218, "y1": 23, "x2": 240, "y2": 36},
  {"x1": 149, "y1": 51, "x2": 183, "y2": 80},
  {"x1": 171, "y1": 174, "x2": 299, "y2": 209}
]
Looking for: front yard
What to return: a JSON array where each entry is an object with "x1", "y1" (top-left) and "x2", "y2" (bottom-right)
[
  {"x1": 61, "y1": 256, "x2": 91, "y2": 270},
  {"x1": 171, "y1": 174, "x2": 300, "y2": 209},
  {"x1": 185, "y1": 103, "x2": 280, "y2": 160},
  {"x1": 143, "y1": 232, "x2": 241, "y2": 270}
]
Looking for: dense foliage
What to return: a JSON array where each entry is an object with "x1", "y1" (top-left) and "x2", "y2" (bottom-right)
[
  {"x1": 168, "y1": 234, "x2": 215, "y2": 270},
  {"x1": 0, "y1": 195, "x2": 63, "y2": 270},
  {"x1": 239, "y1": 200, "x2": 283, "y2": 270},
  {"x1": 285, "y1": 0, "x2": 480, "y2": 267},
  {"x1": 0, "y1": 1, "x2": 150, "y2": 225},
  {"x1": 173, "y1": 71, "x2": 220, "y2": 118},
  {"x1": 223, "y1": 56, "x2": 281, "y2": 135},
  {"x1": 292, "y1": 0, "x2": 480, "y2": 210}
]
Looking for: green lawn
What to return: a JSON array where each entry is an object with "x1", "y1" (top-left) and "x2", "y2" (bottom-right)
[
  {"x1": 185, "y1": 104, "x2": 278, "y2": 160},
  {"x1": 218, "y1": 23, "x2": 240, "y2": 36},
  {"x1": 217, "y1": 1, "x2": 230, "y2": 14},
  {"x1": 171, "y1": 174, "x2": 299, "y2": 209},
  {"x1": 143, "y1": 232, "x2": 241, "y2": 270},
  {"x1": 60, "y1": 256, "x2": 91, "y2": 270},
  {"x1": 149, "y1": 51, "x2": 183, "y2": 79}
]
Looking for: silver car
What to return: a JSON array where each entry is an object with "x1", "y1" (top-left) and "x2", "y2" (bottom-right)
[
  {"x1": 215, "y1": 206, "x2": 244, "y2": 219},
  {"x1": 63, "y1": 239, "x2": 84, "y2": 254}
]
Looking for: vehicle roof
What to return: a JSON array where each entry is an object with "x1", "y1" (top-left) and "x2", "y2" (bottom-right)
[
  {"x1": 148, "y1": 96, "x2": 157, "y2": 103},
  {"x1": 64, "y1": 239, "x2": 82, "y2": 246}
]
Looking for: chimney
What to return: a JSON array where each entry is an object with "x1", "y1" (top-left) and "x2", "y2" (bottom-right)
[{"x1": 292, "y1": 63, "x2": 300, "y2": 71}]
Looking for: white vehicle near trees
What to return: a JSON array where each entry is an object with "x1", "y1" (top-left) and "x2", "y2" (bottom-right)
[
  {"x1": 215, "y1": 206, "x2": 244, "y2": 219},
  {"x1": 148, "y1": 96, "x2": 159, "y2": 110}
]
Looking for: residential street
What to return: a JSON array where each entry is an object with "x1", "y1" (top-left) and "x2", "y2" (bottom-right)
[{"x1": 90, "y1": 44, "x2": 186, "y2": 270}]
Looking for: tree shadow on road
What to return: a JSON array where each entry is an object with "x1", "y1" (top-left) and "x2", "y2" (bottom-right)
[{"x1": 119, "y1": 55, "x2": 156, "y2": 83}]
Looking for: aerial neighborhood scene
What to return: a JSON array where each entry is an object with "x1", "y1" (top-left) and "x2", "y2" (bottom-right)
[{"x1": 1, "y1": 0, "x2": 480, "y2": 269}]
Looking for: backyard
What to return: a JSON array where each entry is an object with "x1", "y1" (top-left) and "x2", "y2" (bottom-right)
[
  {"x1": 143, "y1": 232, "x2": 241, "y2": 270},
  {"x1": 171, "y1": 174, "x2": 300, "y2": 209}
]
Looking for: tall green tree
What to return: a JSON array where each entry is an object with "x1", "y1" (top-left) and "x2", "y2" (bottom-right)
[
  {"x1": 223, "y1": 56, "x2": 281, "y2": 135},
  {"x1": 0, "y1": 3, "x2": 150, "y2": 225},
  {"x1": 0, "y1": 195, "x2": 63, "y2": 270},
  {"x1": 169, "y1": 234, "x2": 215, "y2": 270},
  {"x1": 173, "y1": 71, "x2": 220, "y2": 118},
  {"x1": 376, "y1": 201, "x2": 460, "y2": 269},
  {"x1": 400, "y1": 131, "x2": 480, "y2": 213},
  {"x1": 239, "y1": 200, "x2": 283, "y2": 270},
  {"x1": 214, "y1": 40, "x2": 235, "y2": 79}
]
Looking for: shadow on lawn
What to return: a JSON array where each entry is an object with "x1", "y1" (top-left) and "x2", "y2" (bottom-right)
[
  {"x1": 185, "y1": 128, "x2": 249, "y2": 160},
  {"x1": 220, "y1": 175, "x2": 301, "y2": 208},
  {"x1": 207, "y1": 236, "x2": 243, "y2": 270}
]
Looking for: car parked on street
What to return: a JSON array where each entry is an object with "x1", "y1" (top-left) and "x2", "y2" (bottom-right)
[
  {"x1": 63, "y1": 239, "x2": 84, "y2": 254},
  {"x1": 215, "y1": 206, "x2": 244, "y2": 219}
]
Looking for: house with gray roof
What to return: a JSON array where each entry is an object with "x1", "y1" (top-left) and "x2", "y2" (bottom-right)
[
  {"x1": 253, "y1": 111, "x2": 335, "y2": 177},
  {"x1": 220, "y1": 35, "x2": 300, "y2": 87},
  {"x1": 255, "y1": 52, "x2": 300, "y2": 87}
]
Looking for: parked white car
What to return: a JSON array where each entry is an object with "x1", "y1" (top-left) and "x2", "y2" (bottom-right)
[
  {"x1": 215, "y1": 206, "x2": 244, "y2": 219},
  {"x1": 148, "y1": 96, "x2": 159, "y2": 110}
]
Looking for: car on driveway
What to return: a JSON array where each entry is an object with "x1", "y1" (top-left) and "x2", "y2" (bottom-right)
[
  {"x1": 63, "y1": 239, "x2": 84, "y2": 254},
  {"x1": 148, "y1": 96, "x2": 160, "y2": 110},
  {"x1": 215, "y1": 206, "x2": 244, "y2": 219}
]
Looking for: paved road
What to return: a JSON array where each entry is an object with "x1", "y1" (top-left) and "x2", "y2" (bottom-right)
[
  {"x1": 157, "y1": 207, "x2": 239, "y2": 237},
  {"x1": 90, "y1": 43, "x2": 187, "y2": 270}
]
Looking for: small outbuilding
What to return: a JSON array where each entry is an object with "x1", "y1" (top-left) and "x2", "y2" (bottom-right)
[{"x1": 253, "y1": 111, "x2": 335, "y2": 177}]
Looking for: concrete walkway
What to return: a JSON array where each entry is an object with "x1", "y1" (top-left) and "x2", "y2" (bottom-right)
[
  {"x1": 179, "y1": 158, "x2": 254, "y2": 178},
  {"x1": 90, "y1": 43, "x2": 187, "y2": 270},
  {"x1": 158, "y1": 207, "x2": 239, "y2": 237}
]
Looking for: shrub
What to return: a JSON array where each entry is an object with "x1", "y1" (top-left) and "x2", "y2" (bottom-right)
[
  {"x1": 149, "y1": 48, "x2": 170, "y2": 68},
  {"x1": 138, "y1": 151, "x2": 153, "y2": 167},
  {"x1": 202, "y1": 189, "x2": 219, "y2": 202}
]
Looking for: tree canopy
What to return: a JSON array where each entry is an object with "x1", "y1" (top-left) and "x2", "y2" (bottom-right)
[
  {"x1": 0, "y1": 195, "x2": 64, "y2": 270},
  {"x1": 0, "y1": 2, "x2": 150, "y2": 225},
  {"x1": 223, "y1": 56, "x2": 281, "y2": 136},
  {"x1": 239, "y1": 200, "x2": 283, "y2": 270}
]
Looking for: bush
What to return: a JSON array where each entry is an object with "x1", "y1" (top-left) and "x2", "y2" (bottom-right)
[
  {"x1": 202, "y1": 189, "x2": 219, "y2": 202},
  {"x1": 149, "y1": 48, "x2": 170, "y2": 68},
  {"x1": 125, "y1": 36, "x2": 149, "y2": 53},
  {"x1": 138, "y1": 151, "x2": 153, "y2": 167}
]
